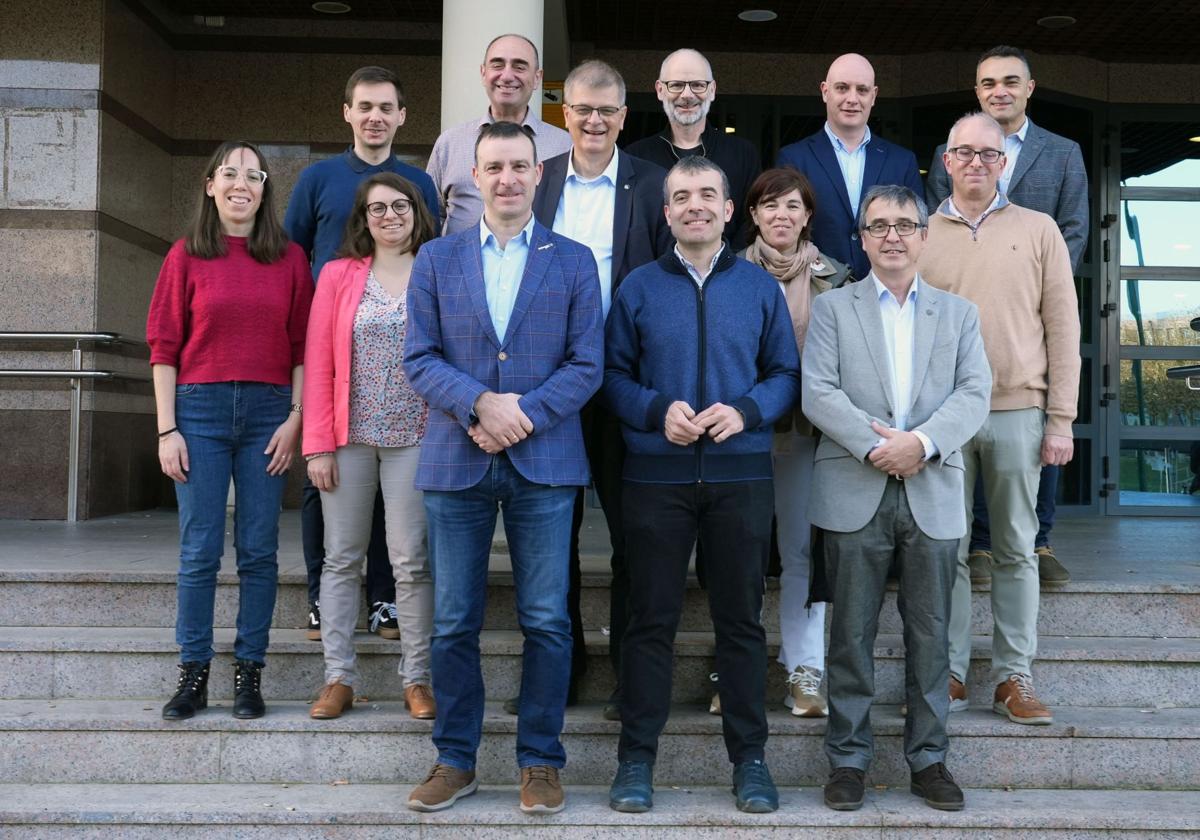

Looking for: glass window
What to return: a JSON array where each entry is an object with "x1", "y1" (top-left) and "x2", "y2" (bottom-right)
[
  {"x1": 1120, "y1": 201, "x2": 1200, "y2": 267},
  {"x1": 1119, "y1": 440, "x2": 1200, "y2": 507},
  {"x1": 1119, "y1": 279, "x2": 1200, "y2": 346},
  {"x1": 1120, "y1": 359, "x2": 1200, "y2": 427},
  {"x1": 1120, "y1": 124, "x2": 1200, "y2": 184}
]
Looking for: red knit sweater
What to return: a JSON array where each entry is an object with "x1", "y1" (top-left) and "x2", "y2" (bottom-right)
[{"x1": 147, "y1": 237, "x2": 313, "y2": 385}]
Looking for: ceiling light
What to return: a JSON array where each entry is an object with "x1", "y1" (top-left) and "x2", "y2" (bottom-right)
[
  {"x1": 738, "y1": 9, "x2": 777, "y2": 22},
  {"x1": 1036, "y1": 15, "x2": 1076, "y2": 29},
  {"x1": 725, "y1": 126, "x2": 736, "y2": 134},
  {"x1": 1189, "y1": 136, "x2": 1200, "y2": 143},
  {"x1": 312, "y1": 2, "x2": 351, "y2": 13}
]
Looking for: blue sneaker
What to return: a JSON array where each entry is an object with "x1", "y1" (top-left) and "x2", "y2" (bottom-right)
[
  {"x1": 609, "y1": 760, "x2": 653, "y2": 812},
  {"x1": 733, "y1": 760, "x2": 779, "y2": 813}
]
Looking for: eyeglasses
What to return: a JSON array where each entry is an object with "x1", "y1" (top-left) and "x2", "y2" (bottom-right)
[
  {"x1": 565, "y1": 103, "x2": 624, "y2": 119},
  {"x1": 863, "y1": 221, "x2": 925, "y2": 238},
  {"x1": 947, "y1": 146, "x2": 1003, "y2": 164},
  {"x1": 366, "y1": 199, "x2": 413, "y2": 218},
  {"x1": 213, "y1": 166, "x2": 267, "y2": 185},
  {"x1": 661, "y1": 79, "x2": 713, "y2": 95}
]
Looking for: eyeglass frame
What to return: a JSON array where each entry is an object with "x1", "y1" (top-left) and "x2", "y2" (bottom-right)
[
  {"x1": 365, "y1": 198, "x2": 414, "y2": 218},
  {"x1": 212, "y1": 165, "x2": 268, "y2": 185},
  {"x1": 564, "y1": 103, "x2": 626, "y2": 119},
  {"x1": 946, "y1": 146, "x2": 1004, "y2": 165},
  {"x1": 862, "y1": 220, "x2": 926, "y2": 238},
  {"x1": 660, "y1": 79, "x2": 713, "y2": 95}
]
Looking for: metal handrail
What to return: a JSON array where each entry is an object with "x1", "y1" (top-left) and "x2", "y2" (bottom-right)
[{"x1": 0, "y1": 332, "x2": 150, "y2": 521}]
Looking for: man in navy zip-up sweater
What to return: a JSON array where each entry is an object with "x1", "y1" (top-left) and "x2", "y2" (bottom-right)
[{"x1": 603, "y1": 157, "x2": 799, "y2": 815}]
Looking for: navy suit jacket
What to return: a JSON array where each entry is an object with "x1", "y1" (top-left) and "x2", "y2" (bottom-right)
[
  {"x1": 776, "y1": 130, "x2": 924, "y2": 280},
  {"x1": 532, "y1": 149, "x2": 673, "y2": 294},
  {"x1": 403, "y1": 220, "x2": 604, "y2": 491}
]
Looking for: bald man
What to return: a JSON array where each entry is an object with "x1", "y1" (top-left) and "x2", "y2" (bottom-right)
[
  {"x1": 776, "y1": 53, "x2": 923, "y2": 280},
  {"x1": 625, "y1": 48, "x2": 761, "y2": 250}
]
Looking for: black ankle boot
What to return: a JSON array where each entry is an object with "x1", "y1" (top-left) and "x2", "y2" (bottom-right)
[
  {"x1": 233, "y1": 659, "x2": 265, "y2": 719},
  {"x1": 162, "y1": 661, "x2": 209, "y2": 720}
]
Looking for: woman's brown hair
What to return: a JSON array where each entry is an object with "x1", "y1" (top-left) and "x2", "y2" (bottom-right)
[
  {"x1": 743, "y1": 166, "x2": 819, "y2": 246},
  {"x1": 338, "y1": 172, "x2": 437, "y2": 260},
  {"x1": 185, "y1": 140, "x2": 289, "y2": 264}
]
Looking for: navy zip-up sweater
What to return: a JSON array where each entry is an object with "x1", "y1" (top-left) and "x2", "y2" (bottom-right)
[{"x1": 603, "y1": 247, "x2": 801, "y2": 483}]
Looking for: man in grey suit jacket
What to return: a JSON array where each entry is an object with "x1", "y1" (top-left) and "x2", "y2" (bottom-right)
[
  {"x1": 802, "y1": 185, "x2": 991, "y2": 813},
  {"x1": 925, "y1": 45, "x2": 1088, "y2": 584}
]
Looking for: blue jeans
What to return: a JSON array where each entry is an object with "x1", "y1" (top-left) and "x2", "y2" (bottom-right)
[
  {"x1": 174, "y1": 381, "x2": 290, "y2": 664},
  {"x1": 424, "y1": 454, "x2": 576, "y2": 770}
]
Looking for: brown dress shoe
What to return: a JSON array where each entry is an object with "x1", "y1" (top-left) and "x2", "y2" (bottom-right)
[
  {"x1": 520, "y1": 765, "x2": 565, "y2": 814},
  {"x1": 949, "y1": 675, "x2": 968, "y2": 712},
  {"x1": 993, "y1": 674, "x2": 1053, "y2": 725},
  {"x1": 966, "y1": 549, "x2": 991, "y2": 583},
  {"x1": 407, "y1": 763, "x2": 478, "y2": 812},
  {"x1": 309, "y1": 680, "x2": 353, "y2": 719},
  {"x1": 405, "y1": 683, "x2": 437, "y2": 720},
  {"x1": 1036, "y1": 546, "x2": 1070, "y2": 583}
]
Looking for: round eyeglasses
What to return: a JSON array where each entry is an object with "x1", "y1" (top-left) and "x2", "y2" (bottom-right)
[
  {"x1": 863, "y1": 221, "x2": 925, "y2": 238},
  {"x1": 366, "y1": 199, "x2": 413, "y2": 218}
]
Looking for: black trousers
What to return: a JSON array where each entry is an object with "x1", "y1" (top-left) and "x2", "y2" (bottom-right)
[
  {"x1": 618, "y1": 478, "x2": 773, "y2": 765},
  {"x1": 301, "y1": 477, "x2": 396, "y2": 606}
]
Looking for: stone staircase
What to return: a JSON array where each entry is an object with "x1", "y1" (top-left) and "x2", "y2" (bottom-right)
[{"x1": 1, "y1": 518, "x2": 1199, "y2": 837}]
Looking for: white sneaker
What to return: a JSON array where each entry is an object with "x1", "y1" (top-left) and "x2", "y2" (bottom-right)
[
  {"x1": 784, "y1": 665, "x2": 828, "y2": 717},
  {"x1": 708, "y1": 672, "x2": 721, "y2": 715}
]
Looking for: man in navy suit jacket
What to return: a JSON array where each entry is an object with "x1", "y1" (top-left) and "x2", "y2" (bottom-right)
[
  {"x1": 775, "y1": 53, "x2": 924, "y2": 280},
  {"x1": 403, "y1": 121, "x2": 603, "y2": 815},
  {"x1": 532, "y1": 60, "x2": 672, "y2": 719}
]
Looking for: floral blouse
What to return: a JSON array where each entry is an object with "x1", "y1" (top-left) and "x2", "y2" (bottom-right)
[{"x1": 346, "y1": 270, "x2": 428, "y2": 447}]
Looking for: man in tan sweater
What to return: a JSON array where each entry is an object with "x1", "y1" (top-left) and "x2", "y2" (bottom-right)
[{"x1": 919, "y1": 112, "x2": 1080, "y2": 726}]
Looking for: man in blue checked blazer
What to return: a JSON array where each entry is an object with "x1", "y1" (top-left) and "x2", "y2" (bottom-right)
[{"x1": 403, "y1": 120, "x2": 603, "y2": 815}]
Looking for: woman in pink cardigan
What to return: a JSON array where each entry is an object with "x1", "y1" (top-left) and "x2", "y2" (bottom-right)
[{"x1": 303, "y1": 172, "x2": 437, "y2": 720}]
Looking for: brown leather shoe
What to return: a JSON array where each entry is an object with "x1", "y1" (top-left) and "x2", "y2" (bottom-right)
[
  {"x1": 993, "y1": 674, "x2": 1053, "y2": 725},
  {"x1": 949, "y1": 675, "x2": 968, "y2": 712},
  {"x1": 520, "y1": 765, "x2": 565, "y2": 814},
  {"x1": 1036, "y1": 546, "x2": 1070, "y2": 584},
  {"x1": 405, "y1": 683, "x2": 436, "y2": 720},
  {"x1": 309, "y1": 680, "x2": 353, "y2": 719},
  {"x1": 967, "y1": 549, "x2": 991, "y2": 583},
  {"x1": 407, "y1": 763, "x2": 478, "y2": 812}
]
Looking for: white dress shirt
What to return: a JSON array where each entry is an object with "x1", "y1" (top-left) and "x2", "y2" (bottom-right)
[
  {"x1": 999, "y1": 117, "x2": 1031, "y2": 197},
  {"x1": 553, "y1": 150, "x2": 618, "y2": 316},
  {"x1": 824, "y1": 122, "x2": 872, "y2": 216},
  {"x1": 870, "y1": 272, "x2": 935, "y2": 460}
]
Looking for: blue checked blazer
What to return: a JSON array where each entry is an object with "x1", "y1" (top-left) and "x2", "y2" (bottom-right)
[{"x1": 403, "y1": 219, "x2": 604, "y2": 491}]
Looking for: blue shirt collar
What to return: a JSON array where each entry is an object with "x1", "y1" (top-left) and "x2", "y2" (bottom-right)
[
  {"x1": 566, "y1": 149, "x2": 619, "y2": 185},
  {"x1": 823, "y1": 121, "x2": 872, "y2": 153},
  {"x1": 480, "y1": 212, "x2": 536, "y2": 251}
]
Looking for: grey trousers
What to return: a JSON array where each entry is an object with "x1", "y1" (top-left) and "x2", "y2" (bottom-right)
[
  {"x1": 824, "y1": 478, "x2": 958, "y2": 773},
  {"x1": 319, "y1": 443, "x2": 431, "y2": 688}
]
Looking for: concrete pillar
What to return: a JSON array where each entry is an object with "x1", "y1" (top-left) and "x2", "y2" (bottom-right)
[{"x1": 439, "y1": 0, "x2": 545, "y2": 130}]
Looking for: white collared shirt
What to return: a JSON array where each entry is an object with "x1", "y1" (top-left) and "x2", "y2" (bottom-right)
[
  {"x1": 870, "y1": 272, "x2": 935, "y2": 460},
  {"x1": 553, "y1": 150, "x2": 618, "y2": 316},
  {"x1": 1000, "y1": 117, "x2": 1031, "y2": 197},
  {"x1": 675, "y1": 244, "x2": 724, "y2": 288},
  {"x1": 946, "y1": 191, "x2": 1005, "y2": 230},
  {"x1": 824, "y1": 122, "x2": 873, "y2": 216}
]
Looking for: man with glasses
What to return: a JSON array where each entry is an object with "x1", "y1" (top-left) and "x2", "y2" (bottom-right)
[
  {"x1": 626, "y1": 48, "x2": 761, "y2": 249},
  {"x1": 776, "y1": 53, "x2": 924, "y2": 281},
  {"x1": 803, "y1": 184, "x2": 990, "y2": 813},
  {"x1": 427, "y1": 33, "x2": 572, "y2": 234},
  {"x1": 530, "y1": 59, "x2": 672, "y2": 721},
  {"x1": 920, "y1": 112, "x2": 1080, "y2": 729},
  {"x1": 926, "y1": 45, "x2": 1089, "y2": 585},
  {"x1": 284, "y1": 66, "x2": 442, "y2": 655}
]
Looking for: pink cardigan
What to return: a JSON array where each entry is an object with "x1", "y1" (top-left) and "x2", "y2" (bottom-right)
[{"x1": 302, "y1": 256, "x2": 372, "y2": 456}]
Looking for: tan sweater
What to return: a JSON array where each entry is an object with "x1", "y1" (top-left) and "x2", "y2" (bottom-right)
[{"x1": 920, "y1": 201, "x2": 1081, "y2": 438}]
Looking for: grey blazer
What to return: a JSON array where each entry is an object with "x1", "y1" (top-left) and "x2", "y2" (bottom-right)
[
  {"x1": 925, "y1": 120, "x2": 1089, "y2": 272},
  {"x1": 801, "y1": 278, "x2": 992, "y2": 540}
]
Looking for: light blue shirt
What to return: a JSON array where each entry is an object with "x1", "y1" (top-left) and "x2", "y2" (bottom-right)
[
  {"x1": 480, "y1": 213, "x2": 535, "y2": 343},
  {"x1": 553, "y1": 151, "x2": 618, "y2": 316},
  {"x1": 824, "y1": 122, "x2": 873, "y2": 216},
  {"x1": 674, "y1": 244, "x2": 724, "y2": 288},
  {"x1": 999, "y1": 117, "x2": 1031, "y2": 197},
  {"x1": 870, "y1": 272, "x2": 935, "y2": 460}
]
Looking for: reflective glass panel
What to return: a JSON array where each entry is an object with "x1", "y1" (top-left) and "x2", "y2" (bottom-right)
[
  {"x1": 1120, "y1": 359, "x2": 1200, "y2": 427},
  {"x1": 1120, "y1": 124, "x2": 1200, "y2": 184},
  {"x1": 1119, "y1": 279, "x2": 1200, "y2": 346},
  {"x1": 1120, "y1": 201, "x2": 1200, "y2": 267},
  {"x1": 1119, "y1": 440, "x2": 1200, "y2": 507}
]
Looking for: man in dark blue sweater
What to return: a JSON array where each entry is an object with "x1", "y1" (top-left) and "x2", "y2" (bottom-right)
[
  {"x1": 603, "y1": 156, "x2": 800, "y2": 815},
  {"x1": 283, "y1": 66, "x2": 441, "y2": 642}
]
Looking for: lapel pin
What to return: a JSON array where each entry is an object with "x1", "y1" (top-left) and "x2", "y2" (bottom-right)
[
  {"x1": 538, "y1": 243, "x2": 553, "y2": 251},
  {"x1": 624, "y1": 184, "x2": 630, "y2": 190}
]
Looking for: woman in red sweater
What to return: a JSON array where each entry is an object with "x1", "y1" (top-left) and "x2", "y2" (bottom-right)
[
  {"x1": 302, "y1": 173, "x2": 436, "y2": 721},
  {"x1": 147, "y1": 141, "x2": 313, "y2": 721}
]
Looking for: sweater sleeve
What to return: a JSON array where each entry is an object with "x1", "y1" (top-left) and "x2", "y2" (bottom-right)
[
  {"x1": 733, "y1": 282, "x2": 800, "y2": 430},
  {"x1": 1039, "y1": 220, "x2": 1082, "y2": 437},
  {"x1": 146, "y1": 241, "x2": 189, "y2": 368},
  {"x1": 287, "y1": 245, "x2": 314, "y2": 368},
  {"x1": 283, "y1": 169, "x2": 317, "y2": 265},
  {"x1": 601, "y1": 281, "x2": 673, "y2": 431}
]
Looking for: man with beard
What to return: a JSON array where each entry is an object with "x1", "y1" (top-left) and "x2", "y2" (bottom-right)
[{"x1": 626, "y1": 48, "x2": 761, "y2": 250}]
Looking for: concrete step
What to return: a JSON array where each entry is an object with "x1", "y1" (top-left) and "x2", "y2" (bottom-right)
[
  {"x1": 1, "y1": 699, "x2": 1196, "y2": 789},
  {"x1": 2, "y1": 626, "x2": 1198, "y2": 708},
  {"x1": 1, "y1": 784, "x2": 1197, "y2": 838},
  {"x1": 3, "y1": 566, "x2": 1197, "y2": 638}
]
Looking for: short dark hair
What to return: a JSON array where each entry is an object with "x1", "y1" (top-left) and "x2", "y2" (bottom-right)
[
  {"x1": 855, "y1": 184, "x2": 929, "y2": 232},
  {"x1": 474, "y1": 121, "x2": 537, "y2": 165},
  {"x1": 484, "y1": 33, "x2": 540, "y2": 69},
  {"x1": 338, "y1": 173, "x2": 436, "y2": 260},
  {"x1": 977, "y1": 45, "x2": 1032, "y2": 78},
  {"x1": 663, "y1": 156, "x2": 730, "y2": 204},
  {"x1": 744, "y1": 167, "x2": 819, "y2": 245},
  {"x1": 344, "y1": 66, "x2": 405, "y2": 109},
  {"x1": 185, "y1": 140, "x2": 288, "y2": 265}
]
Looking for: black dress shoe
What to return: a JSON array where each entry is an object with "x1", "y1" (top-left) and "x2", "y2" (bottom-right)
[
  {"x1": 162, "y1": 661, "x2": 209, "y2": 721},
  {"x1": 232, "y1": 659, "x2": 265, "y2": 719},
  {"x1": 911, "y1": 762, "x2": 964, "y2": 811},
  {"x1": 823, "y1": 766, "x2": 866, "y2": 811}
]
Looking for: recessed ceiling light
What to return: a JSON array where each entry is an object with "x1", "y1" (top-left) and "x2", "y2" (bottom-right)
[
  {"x1": 738, "y1": 9, "x2": 777, "y2": 22},
  {"x1": 1189, "y1": 136, "x2": 1200, "y2": 143},
  {"x1": 312, "y1": 1, "x2": 351, "y2": 13},
  {"x1": 1036, "y1": 14, "x2": 1076, "y2": 29}
]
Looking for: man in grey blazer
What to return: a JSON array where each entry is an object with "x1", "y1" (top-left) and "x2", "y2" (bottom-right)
[
  {"x1": 926, "y1": 45, "x2": 1088, "y2": 583},
  {"x1": 802, "y1": 184, "x2": 991, "y2": 813}
]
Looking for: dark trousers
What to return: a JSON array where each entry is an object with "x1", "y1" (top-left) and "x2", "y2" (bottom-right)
[
  {"x1": 824, "y1": 479, "x2": 958, "y2": 773},
  {"x1": 301, "y1": 477, "x2": 395, "y2": 606},
  {"x1": 970, "y1": 463, "x2": 1058, "y2": 551},
  {"x1": 619, "y1": 478, "x2": 773, "y2": 765}
]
